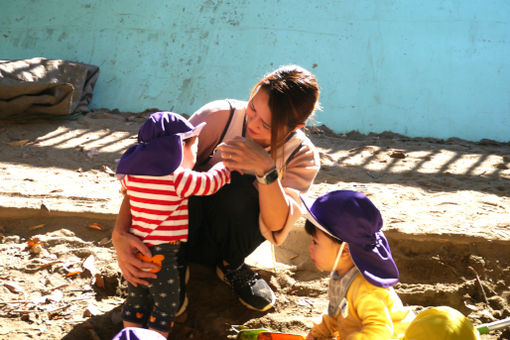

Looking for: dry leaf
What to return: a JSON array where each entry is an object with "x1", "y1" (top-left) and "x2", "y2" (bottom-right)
[
  {"x1": 38, "y1": 260, "x2": 62, "y2": 268},
  {"x1": 94, "y1": 274, "x2": 105, "y2": 288},
  {"x1": 49, "y1": 189, "x2": 63, "y2": 193},
  {"x1": 27, "y1": 238, "x2": 42, "y2": 249},
  {"x1": 88, "y1": 223, "x2": 104, "y2": 231},
  {"x1": 101, "y1": 165, "x2": 116, "y2": 176},
  {"x1": 82, "y1": 255, "x2": 98, "y2": 275},
  {"x1": 47, "y1": 289, "x2": 63, "y2": 302},
  {"x1": 66, "y1": 271, "x2": 81, "y2": 277},
  {"x1": 29, "y1": 224, "x2": 45, "y2": 231},
  {"x1": 3, "y1": 281, "x2": 22, "y2": 293},
  {"x1": 7, "y1": 139, "x2": 30, "y2": 146},
  {"x1": 98, "y1": 237, "x2": 110, "y2": 246},
  {"x1": 389, "y1": 150, "x2": 406, "y2": 159},
  {"x1": 30, "y1": 244, "x2": 43, "y2": 254},
  {"x1": 83, "y1": 303, "x2": 101, "y2": 317}
]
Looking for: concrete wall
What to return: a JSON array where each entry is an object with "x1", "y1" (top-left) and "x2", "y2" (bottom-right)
[{"x1": 2, "y1": 1, "x2": 509, "y2": 141}]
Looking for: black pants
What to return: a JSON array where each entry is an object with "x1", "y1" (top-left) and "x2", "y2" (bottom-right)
[
  {"x1": 122, "y1": 243, "x2": 181, "y2": 332},
  {"x1": 185, "y1": 172, "x2": 266, "y2": 267}
]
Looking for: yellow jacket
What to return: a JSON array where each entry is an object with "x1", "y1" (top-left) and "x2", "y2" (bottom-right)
[{"x1": 310, "y1": 275, "x2": 414, "y2": 340}]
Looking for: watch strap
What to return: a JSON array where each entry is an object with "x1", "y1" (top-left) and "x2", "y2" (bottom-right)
[{"x1": 256, "y1": 167, "x2": 279, "y2": 185}]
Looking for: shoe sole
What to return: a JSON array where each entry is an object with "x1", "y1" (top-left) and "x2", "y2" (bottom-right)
[
  {"x1": 175, "y1": 266, "x2": 190, "y2": 317},
  {"x1": 216, "y1": 266, "x2": 275, "y2": 312}
]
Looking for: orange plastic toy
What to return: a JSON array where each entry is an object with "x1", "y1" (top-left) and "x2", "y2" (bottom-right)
[
  {"x1": 135, "y1": 253, "x2": 164, "y2": 273},
  {"x1": 257, "y1": 332, "x2": 305, "y2": 340}
]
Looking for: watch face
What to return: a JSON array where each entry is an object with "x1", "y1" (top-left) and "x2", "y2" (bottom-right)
[{"x1": 265, "y1": 168, "x2": 279, "y2": 184}]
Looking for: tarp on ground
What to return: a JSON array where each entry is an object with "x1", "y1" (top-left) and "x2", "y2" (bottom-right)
[{"x1": 0, "y1": 57, "x2": 99, "y2": 119}]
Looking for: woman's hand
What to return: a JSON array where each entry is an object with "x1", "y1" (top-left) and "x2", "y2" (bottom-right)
[
  {"x1": 217, "y1": 137, "x2": 274, "y2": 176},
  {"x1": 112, "y1": 230, "x2": 157, "y2": 286},
  {"x1": 112, "y1": 195, "x2": 157, "y2": 287}
]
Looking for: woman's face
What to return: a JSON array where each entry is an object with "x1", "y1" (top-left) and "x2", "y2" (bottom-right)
[
  {"x1": 245, "y1": 87, "x2": 272, "y2": 147},
  {"x1": 308, "y1": 229, "x2": 341, "y2": 272}
]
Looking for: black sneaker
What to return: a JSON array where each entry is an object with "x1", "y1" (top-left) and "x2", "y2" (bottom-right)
[{"x1": 216, "y1": 263, "x2": 276, "y2": 312}]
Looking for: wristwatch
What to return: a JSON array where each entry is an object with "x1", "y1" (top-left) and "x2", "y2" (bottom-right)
[{"x1": 256, "y1": 167, "x2": 279, "y2": 185}]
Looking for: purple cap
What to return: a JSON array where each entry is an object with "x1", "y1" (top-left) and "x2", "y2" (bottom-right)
[
  {"x1": 116, "y1": 111, "x2": 205, "y2": 176},
  {"x1": 301, "y1": 190, "x2": 399, "y2": 288},
  {"x1": 112, "y1": 327, "x2": 166, "y2": 340}
]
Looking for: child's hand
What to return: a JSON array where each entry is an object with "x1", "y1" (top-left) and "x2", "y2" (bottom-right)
[{"x1": 305, "y1": 332, "x2": 317, "y2": 340}]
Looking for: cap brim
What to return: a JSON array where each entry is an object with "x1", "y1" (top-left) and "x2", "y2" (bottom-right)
[
  {"x1": 300, "y1": 194, "x2": 341, "y2": 241},
  {"x1": 348, "y1": 231, "x2": 399, "y2": 288},
  {"x1": 178, "y1": 121, "x2": 206, "y2": 140}
]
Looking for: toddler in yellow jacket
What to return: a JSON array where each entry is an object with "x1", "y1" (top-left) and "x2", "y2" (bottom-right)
[{"x1": 301, "y1": 190, "x2": 414, "y2": 340}]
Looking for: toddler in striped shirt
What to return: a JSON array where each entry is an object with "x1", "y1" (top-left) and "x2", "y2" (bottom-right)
[{"x1": 115, "y1": 111, "x2": 231, "y2": 338}]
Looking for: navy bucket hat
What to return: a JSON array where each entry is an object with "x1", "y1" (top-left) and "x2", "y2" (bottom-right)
[
  {"x1": 116, "y1": 111, "x2": 205, "y2": 176},
  {"x1": 301, "y1": 190, "x2": 399, "y2": 288}
]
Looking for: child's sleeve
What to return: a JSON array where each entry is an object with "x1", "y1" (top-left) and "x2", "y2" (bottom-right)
[
  {"x1": 173, "y1": 163, "x2": 231, "y2": 198},
  {"x1": 310, "y1": 314, "x2": 340, "y2": 339},
  {"x1": 345, "y1": 288, "x2": 394, "y2": 340}
]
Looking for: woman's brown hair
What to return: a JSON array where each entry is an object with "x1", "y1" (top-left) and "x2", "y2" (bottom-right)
[{"x1": 250, "y1": 65, "x2": 320, "y2": 160}]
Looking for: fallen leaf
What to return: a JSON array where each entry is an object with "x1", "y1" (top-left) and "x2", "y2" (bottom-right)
[
  {"x1": 101, "y1": 165, "x2": 116, "y2": 176},
  {"x1": 66, "y1": 271, "x2": 82, "y2": 277},
  {"x1": 47, "y1": 289, "x2": 63, "y2": 302},
  {"x1": 7, "y1": 139, "x2": 30, "y2": 146},
  {"x1": 88, "y1": 223, "x2": 104, "y2": 231},
  {"x1": 98, "y1": 237, "x2": 110, "y2": 246},
  {"x1": 27, "y1": 238, "x2": 42, "y2": 249},
  {"x1": 30, "y1": 244, "x2": 43, "y2": 255},
  {"x1": 389, "y1": 150, "x2": 406, "y2": 159},
  {"x1": 83, "y1": 303, "x2": 101, "y2": 317},
  {"x1": 82, "y1": 255, "x2": 98, "y2": 275},
  {"x1": 94, "y1": 274, "x2": 105, "y2": 288},
  {"x1": 38, "y1": 260, "x2": 62, "y2": 268},
  {"x1": 3, "y1": 281, "x2": 22, "y2": 293},
  {"x1": 29, "y1": 224, "x2": 45, "y2": 231}
]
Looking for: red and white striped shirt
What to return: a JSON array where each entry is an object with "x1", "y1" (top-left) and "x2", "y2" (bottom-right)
[{"x1": 120, "y1": 163, "x2": 230, "y2": 246}]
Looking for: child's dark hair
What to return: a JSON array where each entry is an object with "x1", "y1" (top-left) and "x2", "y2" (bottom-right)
[
  {"x1": 183, "y1": 136, "x2": 197, "y2": 145},
  {"x1": 304, "y1": 220, "x2": 343, "y2": 244}
]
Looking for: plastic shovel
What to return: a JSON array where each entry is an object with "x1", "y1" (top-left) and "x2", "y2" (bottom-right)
[{"x1": 476, "y1": 317, "x2": 510, "y2": 335}]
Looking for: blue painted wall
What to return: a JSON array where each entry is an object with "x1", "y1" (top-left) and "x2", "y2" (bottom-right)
[{"x1": 2, "y1": 1, "x2": 509, "y2": 141}]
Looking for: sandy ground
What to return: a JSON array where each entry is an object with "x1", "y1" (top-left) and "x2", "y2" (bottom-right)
[{"x1": 0, "y1": 110, "x2": 509, "y2": 339}]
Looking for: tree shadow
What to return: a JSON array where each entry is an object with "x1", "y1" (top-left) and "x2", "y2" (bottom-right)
[{"x1": 306, "y1": 126, "x2": 510, "y2": 197}]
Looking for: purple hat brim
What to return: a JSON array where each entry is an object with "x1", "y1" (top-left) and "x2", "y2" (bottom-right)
[
  {"x1": 349, "y1": 231, "x2": 399, "y2": 288},
  {"x1": 113, "y1": 327, "x2": 166, "y2": 340},
  {"x1": 300, "y1": 194, "x2": 341, "y2": 241},
  {"x1": 300, "y1": 193, "x2": 399, "y2": 288}
]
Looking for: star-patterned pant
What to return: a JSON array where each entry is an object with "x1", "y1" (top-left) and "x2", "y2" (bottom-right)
[{"x1": 121, "y1": 243, "x2": 182, "y2": 332}]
